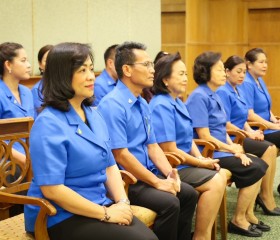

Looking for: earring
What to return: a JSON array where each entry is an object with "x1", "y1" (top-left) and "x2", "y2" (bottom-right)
[
  {"x1": 8, "y1": 69, "x2": 12, "y2": 74},
  {"x1": 165, "y1": 83, "x2": 168, "y2": 87}
]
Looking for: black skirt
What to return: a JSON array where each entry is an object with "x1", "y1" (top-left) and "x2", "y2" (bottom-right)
[
  {"x1": 178, "y1": 167, "x2": 217, "y2": 188},
  {"x1": 264, "y1": 130, "x2": 280, "y2": 148},
  {"x1": 218, "y1": 154, "x2": 268, "y2": 188},
  {"x1": 243, "y1": 138, "x2": 273, "y2": 157}
]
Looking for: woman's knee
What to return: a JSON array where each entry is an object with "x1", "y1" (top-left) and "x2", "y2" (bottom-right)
[{"x1": 269, "y1": 145, "x2": 278, "y2": 156}]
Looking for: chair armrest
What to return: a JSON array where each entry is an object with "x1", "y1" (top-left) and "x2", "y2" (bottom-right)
[
  {"x1": 119, "y1": 170, "x2": 137, "y2": 185},
  {"x1": 227, "y1": 130, "x2": 246, "y2": 145},
  {"x1": 194, "y1": 139, "x2": 217, "y2": 158},
  {"x1": 0, "y1": 191, "x2": 56, "y2": 240},
  {"x1": 164, "y1": 152, "x2": 182, "y2": 167},
  {"x1": 248, "y1": 122, "x2": 268, "y2": 131},
  {"x1": 119, "y1": 170, "x2": 137, "y2": 195}
]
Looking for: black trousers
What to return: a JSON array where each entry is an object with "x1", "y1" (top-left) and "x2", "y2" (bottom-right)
[
  {"x1": 128, "y1": 180, "x2": 198, "y2": 240},
  {"x1": 48, "y1": 215, "x2": 157, "y2": 240},
  {"x1": 264, "y1": 130, "x2": 280, "y2": 148}
]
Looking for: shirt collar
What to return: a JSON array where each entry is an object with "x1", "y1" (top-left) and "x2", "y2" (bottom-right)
[
  {"x1": 103, "y1": 69, "x2": 117, "y2": 86},
  {"x1": 116, "y1": 80, "x2": 138, "y2": 108}
]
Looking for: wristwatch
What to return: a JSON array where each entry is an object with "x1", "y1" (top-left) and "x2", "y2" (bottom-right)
[{"x1": 117, "y1": 198, "x2": 130, "y2": 205}]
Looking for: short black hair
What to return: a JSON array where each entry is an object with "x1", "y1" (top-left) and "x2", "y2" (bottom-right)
[
  {"x1": 38, "y1": 45, "x2": 54, "y2": 63},
  {"x1": 115, "y1": 41, "x2": 146, "y2": 79},
  {"x1": 154, "y1": 51, "x2": 169, "y2": 64},
  {"x1": 224, "y1": 55, "x2": 245, "y2": 71},
  {"x1": 153, "y1": 52, "x2": 181, "y2": 95},
  {"x1": 38, "y1": 45, "x2": 53, "y2": 74},
  {"x1": 0, "y1": 42, "x2": 23, "y2": 76},
  {"x1": 42, "y1": 42, "x2": 94, "y2": 111},
  {"x1": 245, "y1": 48, "x2": 266, "y2": 64},
  {"x1": 104, "y1": 44, "x2": 118, "y2": 65},
  {"x1": 193, "y1": 51, "x2": 222, "y2": 85}
]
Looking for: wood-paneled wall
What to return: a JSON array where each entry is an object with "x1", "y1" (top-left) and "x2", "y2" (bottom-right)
[{"x1": 161, "y1": 0, "x2": 280, "y2": 115}]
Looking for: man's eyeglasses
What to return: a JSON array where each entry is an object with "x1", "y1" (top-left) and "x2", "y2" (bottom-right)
[{"x1": 127, "y1": 61, "x2": 154, "y2": 69}]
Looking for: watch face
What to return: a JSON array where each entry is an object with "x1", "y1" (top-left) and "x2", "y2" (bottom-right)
[{"x1": 118, "y1": 199, "x2": 130, "y2": 205}]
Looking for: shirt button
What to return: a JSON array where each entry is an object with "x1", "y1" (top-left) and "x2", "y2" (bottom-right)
[
  {"x1": 101, "y1": 170, "x2": 106, "y2": 175},
  {"x1": 102, "y1": 151, "x2": 106, "y2": 157},
  {"x1": 101, "y1": 193, "x2": 105, "y2": 198}
]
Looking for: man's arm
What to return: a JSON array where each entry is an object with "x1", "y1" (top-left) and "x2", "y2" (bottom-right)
[
  {"x1": 147, "y1": 143, "x2": 172, "y2": 177},
  {"x1": 112, "y1": 148, "x2": 178, "y2": 195}
]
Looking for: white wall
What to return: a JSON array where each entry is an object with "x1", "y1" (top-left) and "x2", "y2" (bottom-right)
[{"x1": 0, "y1": 0, "x2": 161, "y2": 74}]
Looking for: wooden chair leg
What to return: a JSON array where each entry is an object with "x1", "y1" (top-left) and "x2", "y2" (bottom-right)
[
  {"x1": 219, "y1": 188, "x2": 228, "y2": 240},
  {"x1": 211, "y1": 216, "x2": 217, "y2": 240}
]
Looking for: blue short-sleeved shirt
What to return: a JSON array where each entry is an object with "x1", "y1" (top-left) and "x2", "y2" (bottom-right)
[
  {"x1": 93, "y1": 70, "x2": 116, "y2": 106},
  {"x1": 185, "y1": 84, "x2": 232, "y2": 158},
  {"x1": 98, "y1": 80, "x2": 158, "y2": 174},
  {"x1": 150, "y1": 94, "x2": 192, "y2": 170},
  {"x1": 239, "y1": 72, "x2": 275, "y2": 134},
  {"x1": 24, "y1": 105, "x2": 115, "y2": 232},
  {"x1": 217, "y1": 82, "x2": 248, "y2": 129},
  {"x1": 31, "y1": 79, "x2": 43, "y2": 117},
  {"x1": 0, "y1": 79, "x2": 35, "y2": 153}
]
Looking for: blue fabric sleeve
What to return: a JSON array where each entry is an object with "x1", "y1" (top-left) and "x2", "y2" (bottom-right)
[
  {"x1": 242, "y1": 81, "x2": 254, "y2": 109},
  {"x1": 151, "y1": 103, "x2": 176, "y2": 143},
  {"x1": 216, "y1": 89, "x2": 231, "y2": 122},
  {"x1": 30, "y1": 116, "x2": 67, "y2": 186},
  {"x1": 98, "y1": 100, "x2": 128, "y2": 149},
  {"x1": 186, "y1": 93, "x2": 209, "y2": 127}
]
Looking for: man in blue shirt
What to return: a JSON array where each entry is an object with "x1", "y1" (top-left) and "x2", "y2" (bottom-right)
[
  {"x1": 93, "y1": 44, "x2": 118, "y2": 106},
  {"x1": 98, "y1": 41, "x2": 198, "y2": 240}
]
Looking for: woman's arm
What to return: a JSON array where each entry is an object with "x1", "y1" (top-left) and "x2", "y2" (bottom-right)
[
  {"x1": 41, "y1": 182, "x2": 132, "y2": 225},
  {"x1": 105, "y1": 164, "x2": 129, "y2": 203},
  {"x1": 159, "y1": 141, "x2": 218, "y2": 170},
  {"x1": 243, "y1": 122, "x2": 264, "y2": 140},
  {"x1": 270, "y1": 111, "x2": 280, "y2": 126},
  {"x1": 248, "y1": 109, "x2": 280, "y2": 130},
  {"x1": 11, "y1": 149, "x2": 26, "y2": 164}
]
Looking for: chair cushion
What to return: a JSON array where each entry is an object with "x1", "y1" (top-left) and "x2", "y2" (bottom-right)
[
  {"x1": 0, "y1": 206, "x2": 157, "y2": 238},
  {"x1": 131, "y1": 205, "x2": 157, "y2": 228},
  {"x1": 0, "y1": 213, "x2": 34, "y2": 240}
]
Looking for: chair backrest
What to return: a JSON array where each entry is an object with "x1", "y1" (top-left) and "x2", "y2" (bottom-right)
[{"x1": 0, "y1": 117, "x2": 34, "y2": 218}]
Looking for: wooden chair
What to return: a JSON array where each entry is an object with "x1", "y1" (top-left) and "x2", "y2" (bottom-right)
[
  {"x1": 0, "y1": 117, "x2": 157, "y2": 239},
  {"x1": 119, "y1": 152, "x2": 181, "y2": 229},
  {"x1": 0, "y1": 117, "x2": 57, "y2": 240},
  {"x1": 168, "y1": 140, "x2": 232, "y2": 240},
  {"x1": 119, "y1": 170, "x2": 157, "y2": 228}
]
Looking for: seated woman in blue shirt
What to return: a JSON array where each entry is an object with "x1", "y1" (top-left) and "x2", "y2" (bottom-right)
[
  {"x1": 217, "y1": 55, "x2": 279, "y2": 216},
  {"x1": 239, "y1": 48, "x2": 280, "y2": 148},
  {"x1": 0, "y1": 42, "x2": 34, "y2": 164},
  {"x1": 31, "y1": 44, "x2": 53, "y2": 116},
  {"x1": 185, "y1": 51, "x2": 268, "y2": 237},
  {"x1": 149, "y1": 52, "x2": 227, "y2": 240},
  {"x1": 24, "y1": 42, "x2": 157, "y2": 240}
]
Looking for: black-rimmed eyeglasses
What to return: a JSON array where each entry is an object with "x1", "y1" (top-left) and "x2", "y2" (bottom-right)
[{"x1": 127, "y1": 61, "x2": 154, "y2": 69}]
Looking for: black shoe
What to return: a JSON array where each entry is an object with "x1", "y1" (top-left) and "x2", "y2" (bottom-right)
[
  {"x1": 249, "y1": 220, "x2": 270, "y2": 232},
  {"x1": 277, "y1": 184, "x2": 280, "y2": 194},
  {"x1": 255, "y1": 195, "x2": 280, "y2": 216},
  {"x1": 228, "y1": 221, "x2": 262, "y2": 237}
]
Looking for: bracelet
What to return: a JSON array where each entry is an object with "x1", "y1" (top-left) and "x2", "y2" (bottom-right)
[
  {"x1": 117, "y1": 198, "x2": 130, "y2": 205},
  {"x1": 100, "y1": 206, "x2": 110, "y2": 222}
]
